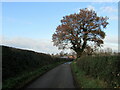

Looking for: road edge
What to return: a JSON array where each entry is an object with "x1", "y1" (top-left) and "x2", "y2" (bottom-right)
[{"x1": 70, "y1": 62, "x2": 80, "y2": 89}]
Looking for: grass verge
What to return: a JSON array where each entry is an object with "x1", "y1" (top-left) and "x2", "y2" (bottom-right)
[
  {"x1": 2, "y1": 61, "x2": 66, "y2": 89},
  {"x1": 71, "y1": 61, "x2": 107, "y2": 88}
]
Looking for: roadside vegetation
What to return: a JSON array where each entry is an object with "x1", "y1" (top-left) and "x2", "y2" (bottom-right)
[
  {"x1": 2, "y1": 7, "x2": 118, "y2": 89},
  {"x1": 71, "y1": 54, "x2": 120, "y2": 88},
  {"x1": 2, "y1": 45, "x2": 72, "y2": 89}
]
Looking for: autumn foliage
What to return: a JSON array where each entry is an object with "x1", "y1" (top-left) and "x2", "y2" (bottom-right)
[{"x1": 52, "y1": 8, "x2": 109, "y2": 58}]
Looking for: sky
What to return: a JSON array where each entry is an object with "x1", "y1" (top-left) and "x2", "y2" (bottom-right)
[{"x1": 1, "y1": 1, "x2": 119, "y2": 54}]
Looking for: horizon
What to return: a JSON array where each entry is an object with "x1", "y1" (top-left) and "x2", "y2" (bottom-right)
[{"x1": 1, "y1": 1, "x2": 119, "y2": 54}]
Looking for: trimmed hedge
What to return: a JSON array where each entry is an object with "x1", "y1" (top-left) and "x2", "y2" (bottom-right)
[
  {"x1": 76, "y1": 55, "x2": 120, "y2": 88},
  {"x1": 2, "y1": 45, "x2": 71, "y2": 81},
  {"x1": 71, "y1": 62, "x2": 107, "y2": 88}
]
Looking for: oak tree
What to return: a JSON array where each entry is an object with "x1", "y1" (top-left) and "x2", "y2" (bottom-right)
[{"x1": 52, "y1": 8, "x2": 109, "y2": 58}]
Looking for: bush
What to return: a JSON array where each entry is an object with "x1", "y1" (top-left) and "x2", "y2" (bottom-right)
[
  {"x1": 76, "y1": 55, "x2": 120, "y2": 88},
  {"x1": 2, "y1": 45, "x2": 68, "y2": 81}
]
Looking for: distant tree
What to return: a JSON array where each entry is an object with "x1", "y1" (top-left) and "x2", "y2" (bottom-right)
[
  {"x1": 64, "y1": 52, "x2": 69, "y2": 56},
  {"x1": 59, "y1": 51, "x2": 64, "y2": 57},
  {"x1": 52, "y1": 8, "x2": 109, "y2": 58},
  {"x1": 105, "y1": 48, "x2": 113, "y2": 55},
  {"x1": 54, "y1": 53, "x2": 60, "y2": 57},
  {"x1": 70, "y1": 50, "x2": 76, "y2": 56},
  {"x1": 51, "y1": 53, "x2": 54, "y2": 56}
]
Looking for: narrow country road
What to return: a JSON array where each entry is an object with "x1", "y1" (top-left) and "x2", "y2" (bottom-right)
[{"x1": 25, "y1": 62, "x2": 75, "y2": 88}]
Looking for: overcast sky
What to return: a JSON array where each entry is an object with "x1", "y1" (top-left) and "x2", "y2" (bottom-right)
[{"x1": 1, "y1": 1, "x2": 119, "y2": 54}]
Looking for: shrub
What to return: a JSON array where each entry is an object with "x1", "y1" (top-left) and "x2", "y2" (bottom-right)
[
  {"x1": 2, "y1": 45, "x2": 68, "y2": 81},
  {"x1": 76, "y1": 55, "x2": 120, "y2": 88}
]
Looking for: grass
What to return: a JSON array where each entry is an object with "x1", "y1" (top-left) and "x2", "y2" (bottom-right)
[
  {"x1": 2, "y1": 61, "x2": 66, "y2": 89},
  {"x1": 71, "y1": 62, "x2": 107, "y2": 88}
]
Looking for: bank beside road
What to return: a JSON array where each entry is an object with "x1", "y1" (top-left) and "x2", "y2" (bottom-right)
[
  {"x1": 71, "y1": 55, "x2": 120, "y2": 88},
  {"x1": 71, "y1": 62, "x2": 107, "y2": 88}
]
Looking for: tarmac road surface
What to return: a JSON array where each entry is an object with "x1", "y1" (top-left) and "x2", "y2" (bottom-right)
[{"x1": 25, "y1": 62, "x2": 75, "y2": 88}]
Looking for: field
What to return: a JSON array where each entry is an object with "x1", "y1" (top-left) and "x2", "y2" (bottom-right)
[{"x1": 71, "y1": 55, "x2": 120, "y2": 88}]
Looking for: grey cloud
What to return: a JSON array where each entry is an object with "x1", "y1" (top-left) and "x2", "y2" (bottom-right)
[
  {"x1": 2, "y1": 37, "x2": 61, "y2": 54},
  {"x1": 104, "y1": 35, "x2": 118, "y2": 44}
]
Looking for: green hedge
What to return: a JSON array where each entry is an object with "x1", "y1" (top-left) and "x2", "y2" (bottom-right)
[
  {"x1": 76, "y1": 55, "x2": 120, "y2": 88},
  {"x1": 2, "y1": 45, "x2": 71, "y2": 81},
  {"x1": 71, "y1": 62, "x2": 107, "y2": 88},
  {"x1": 2, "y1": 62, "x2": 65, "y2": 89},
  {"x1": 2, "y1": 45, "x2": 73, "y2": 89}
]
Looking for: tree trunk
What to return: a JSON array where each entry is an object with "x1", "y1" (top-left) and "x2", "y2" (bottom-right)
[{"x1": 76, "y1": 51, "x2": 83, "y2": 58}]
